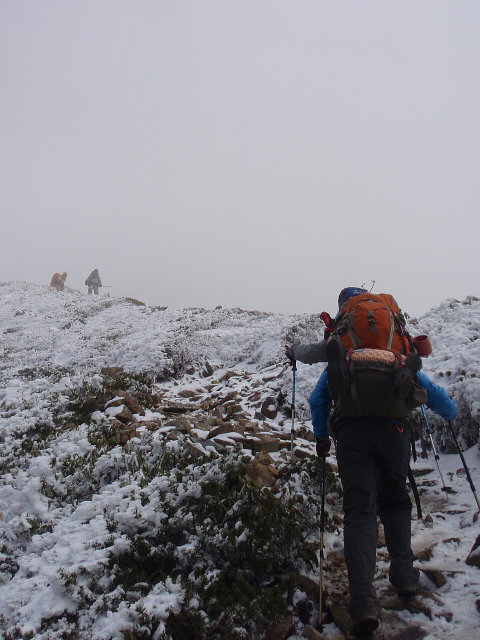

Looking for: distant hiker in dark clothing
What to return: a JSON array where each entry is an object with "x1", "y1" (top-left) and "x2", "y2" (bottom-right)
[
  {"x1": 50, "y1": 272, "x2": 67, "y2": 292},
  {"x1": 296, "y1": 287, "x2": 456, "y2": 637},
  {"x1": 85, "y1": 269, "x2": 102, "y2": 295}
]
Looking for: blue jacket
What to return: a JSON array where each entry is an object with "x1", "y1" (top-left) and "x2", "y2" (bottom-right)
[{"x1": 308, "y1": 369, "x2": 456, "y2": 439}]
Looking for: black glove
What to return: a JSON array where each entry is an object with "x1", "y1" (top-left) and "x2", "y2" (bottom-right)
[
  {"x1": 315, "y1": 438, "x2": 331, "y2": 458},
  {"x1": 285, "y1": 345, "x2": 296, "y2": 365}
]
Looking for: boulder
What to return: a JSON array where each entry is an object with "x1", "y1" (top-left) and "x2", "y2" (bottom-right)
[
  {"x1": 295, "y1": 575, "x2": 320, "y2": 601},
  {"x1": 421, "y1": 568, "x2": 447, "y2": 587},
  {"x1": 255, "y1": 450, "x2": 274, "y2": 465},
  {"x1": 101, "y1": 366, "x2": 124, "y2": 376},
  {"x1": 105, "y1": 404, "x2": 133, "y2": 424},
  {"x1": 117, "y1": 425, "x2": 140, "y2": 445},
  {"x1": 208, "y1": 423, "x2": 245, "y2": 439},
  {"x1": 293, "y1": 446, "x2": 315, "y2": 460},
  {"x1": 327, "y1": 604, "x2": 352, "y2": 637},
  {"x1": 59, "y1": 422, "x2": 78, "y2": 432},
  {"x1": 162, "y1": 403, "x2": 196, "y2": 413},
  {"x1": 184, "y1": 440, "x2": 209, "y2": 459},
  {"x1": 264, "y1": 615, "x2": 294, "y2": 640},
  {"x1": 414, "y1": 544, "x2": 435, "y2": 562},
  {"x1": 297, "y1": 597, "x2": 314, "y2": 624},
  {"x1": 166, "y1": 416, "x2": 192, "y2": 432},
  {"x1": 224, "y1": 403, "x2": 244, "y2": 416},
  {"x1": 295, "y1": 425, "x2": 316, "y2": 442},
  {"x1": 242, "y1": 420, "x2": 261, "y2": 433},
  {"x1": 219, "y1": 370, "x2": 241, "y2": 382},
  {"x1": 466, "y1": 534, "x2": 480, "y2": 567},
  {"x1": 245, "y1": 435, "x2": 280, "y2": 453},
  {"x1": 383, "y1": 596, "x2": 433, "y2": 619},
  {"x1": 245, "y1": 459, "x2": 278, "y2": 488},
  {"x1": 104, "y1": 396, "x2": 125, "y2": 408},
  {"x1": 178, "y1": 389, "x2": 200, "y2": 399},
  {"x1": 105, "y1": 392, "x2": 145, "y2": 416},
  {"x1": 303, "y1": 625, "x2": 326, "y2": 639},
  {"x1": 211, "y1": 433, "x2": 246, "y2": 448},
  {"x1": 135, "y1": 420, "x2": 162, "y2": 431},
  {"x1": 213, "y1": 391, "x2": 238, "y2": 406},
  {"x1": 210, "y1": 406, "x2": 226, "y2": 419},
  {"x1": 260, "y1": 397, "x2": 277, "y2": 419},
  {"x1": 201, "y1": 362, "x2": 214, "y2": 377},
  {"x1": 193, "y1": 416, "x2": 223, "y2": 429}
]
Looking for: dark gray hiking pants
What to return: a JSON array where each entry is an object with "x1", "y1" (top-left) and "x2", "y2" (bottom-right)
[{"x1": 335, "y1": 418, "x2": 419, "y2": 619}]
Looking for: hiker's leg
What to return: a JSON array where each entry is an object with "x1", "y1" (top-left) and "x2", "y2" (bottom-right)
[
  {"x1": 336, "y1": 422, "x2": 379, "y2": 619},
  {"x1": 376, "y1": 424, "x2": 419, "y2": 591}
]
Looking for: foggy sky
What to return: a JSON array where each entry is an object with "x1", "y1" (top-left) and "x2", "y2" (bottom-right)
[{"x1": 1, "y1": 1, "x2": 479, "y2": 319}]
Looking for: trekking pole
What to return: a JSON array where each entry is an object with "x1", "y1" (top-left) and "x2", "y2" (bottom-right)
[
  {"x1": 420, "y1": 406, "x2": 451, "y2": 497},
  {"x1": 318, "y1": 455, "x2": 327, "y2": 630},
  {"x1": 448, "y1": 420, "x2": 480, "y2": 512},
  {"x1": 290, "y1": 360, "x2": 297, "y2": 452}
]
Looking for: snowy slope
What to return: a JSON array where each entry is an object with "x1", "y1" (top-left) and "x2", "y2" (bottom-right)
[
  {"x1": 0, "y1": 282, "x2": 479, "y2": 640},
  {"x1": 412, "y1": 296, "x2": 480, "y2": 447}
]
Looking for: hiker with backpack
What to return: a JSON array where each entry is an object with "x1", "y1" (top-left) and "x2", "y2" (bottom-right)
[
  {"x1": 85, "y1": 269, "x2": 102, "y2": 295},
  {"x1": 50, "y1": 272, "x2": 68, "y2": 292},
  {"x1": 304, "y1": 288, "x2": 456, "y2": 637},
  {"x1": 286, "y1": 287, "x2": 368, "y2": 364}
]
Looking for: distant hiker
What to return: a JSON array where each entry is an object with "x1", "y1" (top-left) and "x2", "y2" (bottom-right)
[
  {"x1": 85, "y1": 269, "x2": 102, "y2": 295},
  {"x1": 50, "y1": 272, "x2": 67, "y2": 292},
  {"x1": 307, "y1": 288, "x2": 456, "y2": 637}
]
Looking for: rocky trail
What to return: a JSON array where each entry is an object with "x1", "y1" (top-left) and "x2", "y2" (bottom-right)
[
  {"x1": 1, "y1": 284, "x2": 479, "y2": 638},
  {"x1": 82, "y1": 361, "x2": 480, "y2": 640}
]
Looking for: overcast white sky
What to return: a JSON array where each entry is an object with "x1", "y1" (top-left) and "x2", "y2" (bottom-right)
[{"x1": 1, "y1": 1, "x2": 479, "y2": 318}]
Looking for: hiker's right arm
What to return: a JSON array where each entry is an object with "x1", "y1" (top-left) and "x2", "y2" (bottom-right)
[
  {"x1": 288, "y1": 341, "x2": 328, "y2": 364},
  {"x1": 417, "y1": 371, "x2": 457, "y2": 420}
]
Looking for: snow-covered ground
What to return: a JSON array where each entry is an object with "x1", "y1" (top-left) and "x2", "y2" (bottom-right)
[{"x1": 0, "y1": 282, "x2": 478, "y2": 639}]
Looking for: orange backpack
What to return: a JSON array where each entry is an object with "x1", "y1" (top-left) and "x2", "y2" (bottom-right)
[{"x1": 334, "y1": 293, "x2": 411, "y2": 355}]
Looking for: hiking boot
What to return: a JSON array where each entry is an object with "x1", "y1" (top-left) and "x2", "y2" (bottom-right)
[
  {"x1": 351, "y1": 615, "x2": 379, "y2": 638},
  {"x1": 397, "y1": 585, "x2": 418, "y2": 600}
]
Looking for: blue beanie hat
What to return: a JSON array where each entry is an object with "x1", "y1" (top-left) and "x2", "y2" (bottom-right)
[{"x1": 338, "y1": 287, "x2": 367, "y2": 308}]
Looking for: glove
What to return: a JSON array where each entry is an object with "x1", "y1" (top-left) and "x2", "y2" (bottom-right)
[
  {"x1": 315, "y1": 438, "x2": 331, "y2": 458},
  {"x1": 320, "y1": 311, "x2": 332, "y2": 327},
  {"x1": 285, "y1": 345, "x2": 296, "y2": 365},
  {"x1": 320, "y1": 312, "x2": 336, "y2": 340}
]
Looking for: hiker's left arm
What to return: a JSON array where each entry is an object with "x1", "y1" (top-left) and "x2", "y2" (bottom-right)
[
  {"x1": 308, "y1": 369, "x2": 331, "y2": 439},
  {"x1": 417, "y1": 371, "x2": 457, "y2": 420},
  {"x1": 287, "y1": 341, "x2": 328, "y2": 365}
]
